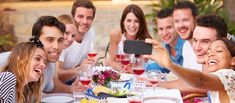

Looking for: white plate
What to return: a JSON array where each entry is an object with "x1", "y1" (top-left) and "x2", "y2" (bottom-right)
[
  {"x1": 144, "y1": 96, "x2": 180, "y2": 103},
  {"x1": 120, "y1": 73, "x2": 134, "y2": 81},
  {"x1": 41, "y1": 95, "x2": 73, "y2": 103}
]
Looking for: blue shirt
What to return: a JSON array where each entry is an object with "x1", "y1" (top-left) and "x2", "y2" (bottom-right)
[{"x1": 146, "y1": 37, "x2": 185, "y2": 73}]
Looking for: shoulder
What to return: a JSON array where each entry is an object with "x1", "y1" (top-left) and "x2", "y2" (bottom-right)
[
  {"x1": 0, "y1": 52, "x2": 11, "y2": 68},
  {"x1": 0, "y1": 72, "x2": 16, "y2": 81},
  {"x1": 86, "y1": 27, "x2": 95, "y2": 36},
  {"x1": 110, "y1": 28, "x2": 122, "y2": 40},
  {"x1": 211, "y1": 69, "x2": 235, "y2": 93}
]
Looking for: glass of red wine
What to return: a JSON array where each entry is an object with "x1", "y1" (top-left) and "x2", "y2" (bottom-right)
[
  {"x1": 127, "y1": 87, "x2": 143, "y2": 103},
  {"x1": 147, "y1": 69, "x2": 161, "y2": 91},
  {"x1": 120, "y1": 54, "x2": 131, "y2": 73},
  {"x1": 79, "y1": 70, "x2": 92, "y2": 88},
  {"x1": 88, "y1": 41, "x2": 98, "y2": 58},
  {"x1": 132, "y1": 56, "x2": 145, "y2": 77}
]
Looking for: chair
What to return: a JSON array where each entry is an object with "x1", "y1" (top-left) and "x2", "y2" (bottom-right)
[
  {"x1": 183, "y1": 93, "x2": 207, "y2": 103},
  {"x1": 96, "y1": 42, "x2": 110, "y2": 66}
]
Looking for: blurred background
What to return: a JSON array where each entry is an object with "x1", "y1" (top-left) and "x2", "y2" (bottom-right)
[{"x1": 0, "y1": 0, "x2": 235, "y2": 57}]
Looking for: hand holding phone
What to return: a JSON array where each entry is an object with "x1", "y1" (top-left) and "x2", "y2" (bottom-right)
[{"x1": 124, "y1": 40, "x2": 152, "y2": 55}]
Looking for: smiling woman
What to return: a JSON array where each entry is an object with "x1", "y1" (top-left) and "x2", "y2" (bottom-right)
[{"x1": 0, "y1": 39, "x2": 46, "y2": 103}]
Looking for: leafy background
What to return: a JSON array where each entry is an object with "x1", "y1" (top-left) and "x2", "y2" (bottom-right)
[{"x1": 145, "y1": 0, "x2": 235, "y2": 36}]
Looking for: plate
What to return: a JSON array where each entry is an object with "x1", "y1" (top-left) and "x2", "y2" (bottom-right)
[
  {"x1": 144, "y1": 96, "x2": 180, "y2": 103},
  {"x1": 120, "y1": 73, "x2": 134, "y2": 81},
  {"x1": 41, "y1": 95, "x2": 73, "y2": 103}
]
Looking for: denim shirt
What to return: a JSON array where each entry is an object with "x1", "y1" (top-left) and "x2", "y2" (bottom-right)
[{"x1": 146, "y1": 37, "x2": 185, "y2": 73}]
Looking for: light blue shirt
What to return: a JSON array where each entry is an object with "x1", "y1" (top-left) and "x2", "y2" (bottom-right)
[{"x1": 146, "y1": 37, "x2": 185, "y2": 73}]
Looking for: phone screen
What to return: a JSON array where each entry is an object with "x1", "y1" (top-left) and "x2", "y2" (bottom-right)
[{"x1": 124, "y1": 40, "x2": 152, "y2": 55}]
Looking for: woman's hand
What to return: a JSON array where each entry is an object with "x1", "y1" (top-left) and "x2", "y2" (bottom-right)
[{"x1": 143, "y1": 38, "x2": 173, "y2": 69}]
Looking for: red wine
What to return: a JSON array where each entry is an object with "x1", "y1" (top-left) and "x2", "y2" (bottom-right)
[
  {"x1": 149, "y1": 80, "x2": 158, "y2": 85},
  {"x1": 80, "y1": 79, "x2": 91, "y2": 85},
  {"x1": 88, "y1": 53, "x2": 97, "y2": 57},
  {"x1": 133, "y1": 69, "x2": 145, "y2": 75},
  {"x1": 121, "y1": 60, "x2": 130, "y2": 65},
  {"x1": 129, "y1": 100, "x2": 141, "y2": 103},
  {"x1": 116, "y1": 54, "x2": 125, "y2": 59}
]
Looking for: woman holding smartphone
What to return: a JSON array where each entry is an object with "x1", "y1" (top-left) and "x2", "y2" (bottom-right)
[
  {"x1": 109, "y1": 4, "x2": 152, "y2": 72},
  {"x1": 144, "y1": 38, "x2": 235, "y2": 103}
]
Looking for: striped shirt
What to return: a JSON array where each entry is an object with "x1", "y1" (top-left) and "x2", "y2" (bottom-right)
[{"x1": 0, "y1": 72, "x2": 16, "y2": 103}]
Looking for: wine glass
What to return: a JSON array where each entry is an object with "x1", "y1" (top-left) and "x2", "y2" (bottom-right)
[
  {"x1": 88, "y1": 41, "x2": 98, "y2": 58},
  {"x1": 147, "y1": 69, "x2": 161, "y2": 91},
  {"x1": 120, "y1": 54, "x2": 131, "y2": 73},
  {"x1": 132, "y1": 56, "x2": 145, "y2": 77},
  {"x1": 79, "y1": 69, "x2": 92, "y2": 88}
]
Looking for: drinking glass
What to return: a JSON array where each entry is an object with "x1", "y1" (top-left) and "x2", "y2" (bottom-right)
[
  {"x1": 127, "y1": 83, "x2": 144, "y2": 103},
  {"x1": 73, "y1": 91, "x2": 85, "y2": 103},
  {"x1": 88, "y1": 41, "x2": 98, "y2": 58},
  {"x1": 132, "y1": 56, "x2": 145, "y2": 77},
  {"x1": 79, "y1": 70, "x2": 92, "y2": 88},
  {"x1": 120, "y1": 54, "x2": 131, "y2": 73},
  {"x1": 147, "y1": 69, "x2": 161, "y2": 91}
]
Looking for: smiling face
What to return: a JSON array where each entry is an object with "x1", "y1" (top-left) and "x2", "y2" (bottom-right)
[
  {"x1": 74, "y1": 7, "x2": 94, "y2": 35},
  {"x1": 173, "y1": 8, "x2": 195, "y2": 40},
  {"x1": 123, "y1": 12, "x2": 140, "y2": 37},
  {"x1": 205, "y1": 40, "x2": 234, "y2": 72},
  {"x1": 157, "y1": 16, "x2": 178, "y2": 45},
  {"x1": 63, "y1": 24, "x2": 78, "y2": 48},
  {"x1": 39, "y1": 26, "x2": 64, "y2": 62},
  {"x1": 192, "y1": 26, "x2": 218, "y2": 64},
  {"x1": 27, "y1": 48, "x2": 46, "y2": 82}
]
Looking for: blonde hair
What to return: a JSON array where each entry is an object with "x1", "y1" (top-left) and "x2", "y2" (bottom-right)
[
  {"x1": 57, "y1": 14, "x2": 78, "y2": 27},
  {"x1": 1, "y1": 42, "x2": 44, "y2": 103}
]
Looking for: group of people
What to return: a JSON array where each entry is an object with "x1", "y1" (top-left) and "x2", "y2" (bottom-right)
[{"x1": 0, "y1": 0, "x2": 234, "y2": 103}]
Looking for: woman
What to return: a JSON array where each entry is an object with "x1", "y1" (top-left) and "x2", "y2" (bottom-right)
[
  {"x1": 109, "y1": 4, "x2": 152, "y2": 71},
  {"x1": 144, "y1": 38, "x2": 235, "y2": 103},
  {"x1": 57, "y1": 14, "x2": 78, "y2": 49},
  {"x1": 0, "y1": 38, "x2": 46, "y2": 103}
]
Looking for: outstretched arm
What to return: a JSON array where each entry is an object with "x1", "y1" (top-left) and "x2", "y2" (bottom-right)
[{"x1": 144, "y1": 39, "x2": 224, "y2": 92}]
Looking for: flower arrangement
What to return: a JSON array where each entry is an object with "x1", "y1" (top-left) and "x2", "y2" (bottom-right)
[{"x1": 92, "y1": 70, "x2": 120, "y2": 87}]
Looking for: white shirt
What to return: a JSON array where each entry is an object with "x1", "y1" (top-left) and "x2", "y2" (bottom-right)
[
  {"x1": 182, "y1": 41, "x2": 202, "y2": 71},
  {"x1": 59, "y1": 27, "x2": 95, "y2": 69}
]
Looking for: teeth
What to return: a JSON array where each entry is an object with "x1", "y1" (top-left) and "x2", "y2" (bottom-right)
[
  {"x1": 49, "y1": 52, "x2": 58, "y2": 56},
  {"x1": 34, "y1": 69, "x2": 42, "y2": 74},
  {"x1": 208, "y1": 60, "x2": 218, "y2": 66}
]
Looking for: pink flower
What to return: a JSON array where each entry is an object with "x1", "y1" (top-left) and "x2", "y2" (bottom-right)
[{"x1": 92, "y1": 69, "x2": 120, "y2": 86}]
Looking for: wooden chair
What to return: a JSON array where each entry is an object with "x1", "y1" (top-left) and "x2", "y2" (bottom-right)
[{"x1": 183, "y1": 93, "x2": 207, "y2": 103}]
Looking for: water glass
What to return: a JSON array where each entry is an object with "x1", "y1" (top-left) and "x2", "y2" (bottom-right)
[{"x1": 73, "y1": 91, "x2": 85, "y2": 103}]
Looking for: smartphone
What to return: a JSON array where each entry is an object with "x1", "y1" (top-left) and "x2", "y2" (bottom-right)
[{"x1": 124, "y1": 40, "x2": 152, "y2": 55}]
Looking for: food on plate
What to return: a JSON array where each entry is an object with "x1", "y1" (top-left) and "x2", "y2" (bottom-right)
[
  {"x1": 110, "y1": 88, "x2": 128, "y2": 96},
  {"x1": 93, "y1": 86, "x2": 112, "y2": 95}
]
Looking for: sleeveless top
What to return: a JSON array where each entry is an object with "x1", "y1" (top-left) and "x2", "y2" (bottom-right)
[{"x1": 117, "y1": 34, "x2": 126, "y2": 54}]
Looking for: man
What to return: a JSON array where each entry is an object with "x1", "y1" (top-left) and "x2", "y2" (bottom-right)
[
  {"x1": 0, "y1": 16, "x2": 75, "y2": 93},
  {"x1": 58, "y1": 0, "x2": 96, "y2": 84},
  {"x1": 173, "y1": 1, "x2": 202, "y2": 71},
  {"x1": 159, "y1": 15, "x2": 228, "y2": 94},
  {"x1": 146, "y1": 8, "x2": 184, "y2": 73},
  {"x1": 192, "y1": 15, "x2": 228, "y2": 71}
]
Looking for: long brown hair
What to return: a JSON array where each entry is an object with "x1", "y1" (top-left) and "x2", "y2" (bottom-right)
[
  {"x1": 1, "y1": 41, "x2": 44, "y2": 103},
  {"x1": 120, "y1": 4, "x2": 152, "y2": 40}
]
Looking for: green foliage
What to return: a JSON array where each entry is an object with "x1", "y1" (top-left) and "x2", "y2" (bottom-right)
[
  {"x1": 146, "y1": 0, "x2": 235, "y2": 36},
  {"x1": 0, "y1": 34, "x2": 14, "y2": 46}
]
